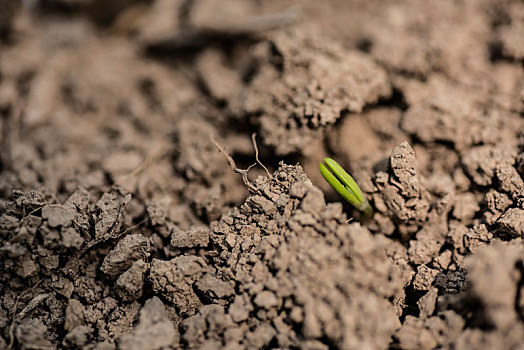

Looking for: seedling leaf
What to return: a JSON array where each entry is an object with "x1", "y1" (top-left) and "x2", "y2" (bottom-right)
[{"x1": 319, "y1": 158, "x2": 372, "y2": 220}]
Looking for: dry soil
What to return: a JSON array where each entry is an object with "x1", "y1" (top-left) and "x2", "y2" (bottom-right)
[{"x1": 1, "y1": 1, "x2": 524, "y2": 349}]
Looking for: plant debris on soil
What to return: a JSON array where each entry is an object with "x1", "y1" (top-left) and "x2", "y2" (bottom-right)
[{"x1": 1, "y1": 1, "x2": 524, "y2": 349}]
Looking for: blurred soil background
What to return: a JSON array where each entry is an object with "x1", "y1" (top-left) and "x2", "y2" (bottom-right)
[{"x1": 0, "y1": 0, "x2": 523, "y2": 349}]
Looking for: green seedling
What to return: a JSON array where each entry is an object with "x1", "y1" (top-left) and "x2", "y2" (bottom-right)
[{"x1": 319, "y1": 158, "x2": 372, "y2": 220}]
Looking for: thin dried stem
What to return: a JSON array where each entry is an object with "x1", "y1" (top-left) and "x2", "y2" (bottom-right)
[
  {"x1": 210, "y1": 135, "x2": 259, "y2": 193},
  {"x1": 251, "y1": 133, "x2": 272, "y2": 179},
  {"x1": 8, "y1": 278, "x2": 44, "y2": 349}
]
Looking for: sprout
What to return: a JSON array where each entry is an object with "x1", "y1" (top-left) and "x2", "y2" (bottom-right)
[{"x1": 319, "y1": 158, "x2": 372, "y2": 220}]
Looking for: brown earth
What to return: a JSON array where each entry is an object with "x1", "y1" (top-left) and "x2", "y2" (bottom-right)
[{"x1": 1, "y1": 1, "x2": 524, "y2": 349}]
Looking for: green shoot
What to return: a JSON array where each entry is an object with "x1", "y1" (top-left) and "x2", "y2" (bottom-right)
[{"x1": 319, "y1": 158, "x2": 372, "y2": 220}]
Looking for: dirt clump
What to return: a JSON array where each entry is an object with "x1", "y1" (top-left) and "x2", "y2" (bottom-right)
[
  {"x1": 119, "y1": 296, "x2": 179, "y2": 350},
  {"x1": 100, "y1": 233, "x2": 150, "y2": 277},
  {"x1": 230, "y1": 25, "x2": 391, "y2": 155},
  {"x1": 181, "y1": 163, "x2": 404, "y2": 349}
]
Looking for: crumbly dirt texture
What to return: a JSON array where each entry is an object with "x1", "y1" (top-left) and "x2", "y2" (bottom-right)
[{"x1": 1, "y1": 1, "x2": 523, "y2": 349}]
